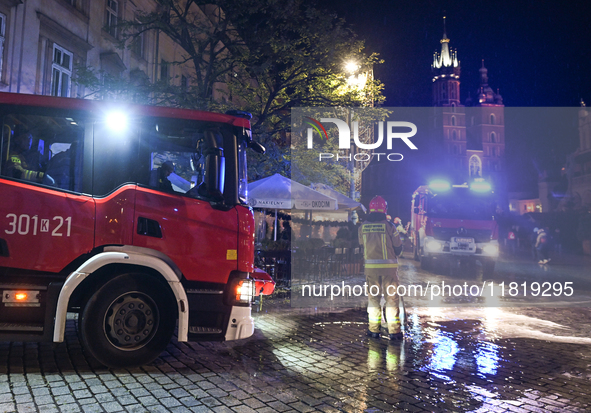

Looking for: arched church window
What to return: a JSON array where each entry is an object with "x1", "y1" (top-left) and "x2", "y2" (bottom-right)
[
  {"x1": 452, "y1": 130, "x2": 457, "y2": 140},
  {"x1": 451, "y1": 116, "x2": 456, "y2": 126},
  {"x1": 469, "y1": 155, "x2": 482, "y2": 177},
  {"x1": 490, "y1": 114, "x2": 495, "y2": 125},
  {"x1": 491, "y1": 132, "x2": 496, "y2": 143}
]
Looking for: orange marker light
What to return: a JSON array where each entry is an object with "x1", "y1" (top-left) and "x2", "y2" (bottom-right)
[{"x1": 15, "y1": 292, "x2": 27, "y2": 301}]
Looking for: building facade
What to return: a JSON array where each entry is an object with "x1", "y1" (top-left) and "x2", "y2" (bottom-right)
[
  {"x1": 0, "y1": 0, "x2": 206, "y2": 100},
  {"x1": 561, "y1": 102, "x2": 591, "y2": 210}
]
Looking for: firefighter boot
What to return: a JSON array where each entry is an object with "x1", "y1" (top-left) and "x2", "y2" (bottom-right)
[
  {"x1": 367, "y1": 330, "x2": 381, "y2": 339},
  {"x1": 389, "y1": 332, "x2": 404, "y2": 341}
]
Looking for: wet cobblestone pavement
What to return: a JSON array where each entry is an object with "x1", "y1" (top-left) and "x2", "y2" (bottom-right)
[{"x1": 2, "y1": 300, "x2": 591, "y2": 412}]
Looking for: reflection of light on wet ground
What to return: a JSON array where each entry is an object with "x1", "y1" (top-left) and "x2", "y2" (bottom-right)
[
  {"x1": 424, "y1": 330, "x2": 459, "y2": 379},
  {"x1": 475, "y1": 341, "x2": 500, "y2": 376}
]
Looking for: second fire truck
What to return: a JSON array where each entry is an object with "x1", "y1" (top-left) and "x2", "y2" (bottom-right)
[{"x1": 410, "y1": 179, "x2": 499, "y2": 275}]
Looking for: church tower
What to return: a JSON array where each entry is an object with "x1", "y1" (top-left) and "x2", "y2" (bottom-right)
[
  {"x1": 465, "y1": 60, "x2": 505, "y2": 192},
  {"x1": 432, "y1": 17, "x2": 461, "y2": 107},
  {"x1": 431, "y1": 17, "x2": 467, "y2": 181}
]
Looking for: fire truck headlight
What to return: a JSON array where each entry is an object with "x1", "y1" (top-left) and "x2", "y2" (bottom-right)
[
  {"x1": 483, "y1": 244, "x2": 499, "y2": 256},
  {"x1": 425, "y1": 239, "x2": 443, "y2": 252},
  {"x1": 428, "y1": 179, "x2": 451, "y2": 192},
  {"x1": 470, "y1": 179, "x2": 492, "y2": 192}
]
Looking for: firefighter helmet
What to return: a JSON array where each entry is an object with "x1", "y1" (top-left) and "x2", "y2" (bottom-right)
[{"x1": 369, "y1": 196, "x2": 387, "y2": 214}]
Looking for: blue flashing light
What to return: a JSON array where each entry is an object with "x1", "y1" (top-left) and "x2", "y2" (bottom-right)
[
  {"x1": 428, "y1": 179, "x2": 451, "y2": 192},
  {"x1": 470, "y1": 180, "x2": 492, "y2": 192}
]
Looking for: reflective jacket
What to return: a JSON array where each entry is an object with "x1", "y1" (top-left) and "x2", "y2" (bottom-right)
[
  {"x1": 7, "y1": 153, "x2": 45, "y2": 182},
  {"x1": 358, "y1": 213, "x2": 402, "y2": 269}
]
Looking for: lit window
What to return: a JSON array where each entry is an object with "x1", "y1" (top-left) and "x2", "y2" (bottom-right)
[
  {"x1": 51, "y1": 44, "x2": 73, "y2": 97},
  {"x1": 469, "y1": 155, "x2": 482, "y2": 177},
  {"x1": 105, "y1": 0, "x2": 118, "y2": 37}
]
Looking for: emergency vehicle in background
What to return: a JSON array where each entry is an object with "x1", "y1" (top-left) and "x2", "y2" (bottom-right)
[
  {"x1": 0, "y1": 92, "x2": 274, "y2": 368},
  {"x1": 410, "y1": 179, "x2": 499, "y2": 275}
]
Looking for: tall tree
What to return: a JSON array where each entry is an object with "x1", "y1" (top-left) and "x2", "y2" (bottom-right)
[{"x1": 75, "y1": 0, "x2": 385, "y2": 184}]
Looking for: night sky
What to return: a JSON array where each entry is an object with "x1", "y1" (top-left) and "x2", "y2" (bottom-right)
[
  {"x1": 323, "y1": 0, "x2": 591, "y2": 107},
  {"x1": 321, "y1": 0, "x2": 591, "y2": 193}
]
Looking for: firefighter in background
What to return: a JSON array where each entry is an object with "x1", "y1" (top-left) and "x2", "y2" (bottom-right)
[
  {"x1": 358, "y1": 196, "x2": 404, "y2": 340},
  {"x1": 5, "y1": 126, "x2": 52, "y2": 184},
  {"x1": 393, "y1": 217, "x2": 410, "y2": 258}
]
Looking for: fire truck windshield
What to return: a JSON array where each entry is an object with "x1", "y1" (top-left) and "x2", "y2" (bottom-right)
[{"x1": 428, "y1": 189, "x2": 496, "y2": 220}]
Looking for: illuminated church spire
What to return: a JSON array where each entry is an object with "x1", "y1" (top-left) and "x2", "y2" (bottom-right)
[
  {"x1": 432, "y1": 16, "x2": 460, "y2": 106},
  {"x1": 433, "y1": 17, "x2": 459, "y2": 69}
]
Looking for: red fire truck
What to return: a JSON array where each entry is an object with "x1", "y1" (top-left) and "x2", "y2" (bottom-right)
[
  {"x1": 0, "y1": 92, "x2": 273, "y2": 367},
  {"x1": 410, "y1": 179, "x2": 499, "y2": 275}
]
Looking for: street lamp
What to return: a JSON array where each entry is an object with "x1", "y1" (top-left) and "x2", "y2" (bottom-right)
[{"x1": 344, "y1": 60, "x2": 359, "y2": 74}]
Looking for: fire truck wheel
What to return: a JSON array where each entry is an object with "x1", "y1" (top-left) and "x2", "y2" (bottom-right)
[
  {"x1": 420, "y1": 253, "x2": 432, "y2": 270},
  {"x1": 79, "y1": 273, "x2": 176, "y2": 368},
  {"x1": 482, "y1": 260, "x2": 496, "y2": 276}
]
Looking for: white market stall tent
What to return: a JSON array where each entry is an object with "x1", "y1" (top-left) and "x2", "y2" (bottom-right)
[
  {"x1": 248, "y1": 173, "x2": 338, "y2": 240},
  {"x1": 310, "y1": 183, "x2": 367, "y2": 213}
]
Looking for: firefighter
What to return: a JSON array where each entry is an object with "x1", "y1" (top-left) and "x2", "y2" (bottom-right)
[
  {"x1": 393, "y1": 217, "x2": 410, "y2": 258},
  {"x1": 358, "y1": 196, "x2": 404, "y2": 341},
  {"x1": 157, "y1": 161, "x2": 175, "y2": 192},
  {"x1": 5, "y1": 126, "x2": 51, "y2": 184}
]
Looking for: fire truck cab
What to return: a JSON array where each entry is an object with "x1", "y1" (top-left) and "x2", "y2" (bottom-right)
[
  {"x1": 410, "y1": 179, "x2": 499, "y2": 275},
  {"x1": 0, "y1": 92, "x2": 272, "y2": 367}
]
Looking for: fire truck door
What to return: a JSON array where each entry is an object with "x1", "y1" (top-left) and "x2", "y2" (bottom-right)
[{"x1": 0, "y1": 180, "x2": 95, "y2": 273}]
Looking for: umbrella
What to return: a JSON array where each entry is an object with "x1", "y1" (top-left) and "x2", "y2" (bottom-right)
[{"x1": 248, "y1": 174, "x2": 337, "y2": 240}]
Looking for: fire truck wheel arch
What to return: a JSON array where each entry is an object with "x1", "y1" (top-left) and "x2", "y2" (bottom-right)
[
  {"x1": 53, "y1": 251, "x2": 189, "y2": 343},
  {"x1": 78, "y1": 272, "x2": 177, "y2": 368}
]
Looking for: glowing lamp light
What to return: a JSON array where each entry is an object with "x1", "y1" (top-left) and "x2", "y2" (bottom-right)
[
  {"x1": 15, "y1": 292, "x2": 27, "y2": 301},
  {"x1": 482, "y1": 244, "x2": 499, "y2": 256},
  {"x1": 470, "y1": 180, "x2": 492, "y2": 192},
  {"x1": 105, "y1": 111, "x2": 128, "y2": 132},
  {"x1": 428, "y1": 179, "x2": 451, "y2": 192},
  {"x1": 425, "y1": 239, "x2": 443, "y2": 252},
  {"x1": 235, "y1": 279, "x2": 254, "y2": 302},
  {"x1": 344, "y1": 61, "x2": 359, "y2": 74}
]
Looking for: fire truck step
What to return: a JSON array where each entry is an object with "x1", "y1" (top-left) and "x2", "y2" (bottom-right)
[
  {"x1": 0, "y1": 322, "x2": 43, "y2": 332},
  {"x1": 189, "y1": 326, "x2": 222, "y2": 334}
]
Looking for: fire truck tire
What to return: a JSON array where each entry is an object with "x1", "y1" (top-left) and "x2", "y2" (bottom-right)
[
  {"x1": 79, "y1": 273, "x2": 176, "y2": 368},
  {"x1": 482, "y1": 260, "x2": 496, "y2": 276},
  {"x1": 420, "y1": 252, "x2": 432, "y2": 270}
]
